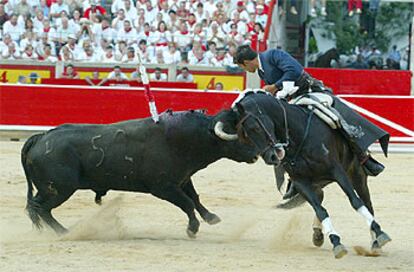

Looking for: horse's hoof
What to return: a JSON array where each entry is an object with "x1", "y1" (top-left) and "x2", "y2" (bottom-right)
[
  {"x1": 204, "y1": 213, "x2": 221, "y2": 225},
  {"x1": 376, "y1": 232, "x2": 391, "y2": 248},
  {"x1": 333, "y1": 244, "x2": 348, "y2": 259},
  {"x1": 186, "y1": 229, "x2": 197, "y2": 239},
  {"x1": 312, "y1": 228, "x2": 324, "y2": 247},
  {"x1": 371, "y1": 240, "x2": 383, "y2": 254}
]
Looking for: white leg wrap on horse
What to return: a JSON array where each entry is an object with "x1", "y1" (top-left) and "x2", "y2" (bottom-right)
[
  {"x1": 321, "y1": 217, "x2": 338, "y2": 236},
  {"x1": 313, "y1": 216, "x2": 322, "y2": 229},
  {"x1": 357, "y1": 206, "x2": 375, "y2": 226}
]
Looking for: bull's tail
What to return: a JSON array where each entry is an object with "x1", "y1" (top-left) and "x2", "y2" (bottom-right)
[
  {"x1": 21, "y1": 133, "x2": 44, "y2": 229},
  {"x1": 275, "y1": 194, "x2": 307, "y2": 209}
]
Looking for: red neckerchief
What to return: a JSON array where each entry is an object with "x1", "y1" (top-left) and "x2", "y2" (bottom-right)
[
  {"x1": 216, "y1": 55, "x2": 224, "y2": 61},
  {"x1": 145, "y1": 31, "x2": 150, "y2": 36},
  {"x1": 26, "y1": 52, "x2": 32, "y2": 57},
  {"x1": 102, "y1": 25, "x2": 109, "y2": 30},
  {"x1": 180, "y1": 30, "x2": 189, "y2": 35},
  {"x1": 247, "y1": 21, "x2": 254, "y2": 32},
  {"x1": 125, "y1": 27, "x2": 132, "y2": 33},
  {"x1": 44, "y1": 27, "x2": 50, "y2": 32},
  {"x1": 231, "y1": 31, "x2": 238, "y2": 36},
  {"x1": 188, "y1": 20, "x2": 196, "y2": 27}
]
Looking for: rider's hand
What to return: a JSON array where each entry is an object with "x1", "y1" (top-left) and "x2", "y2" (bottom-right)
[{"x1": 263, "y1": 84, "x2": 278, "y2": 95}]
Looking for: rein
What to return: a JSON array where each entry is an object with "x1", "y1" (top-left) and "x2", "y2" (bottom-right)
[{"x1": 287, "y1": 110, "x2": 314, "y2": 166}]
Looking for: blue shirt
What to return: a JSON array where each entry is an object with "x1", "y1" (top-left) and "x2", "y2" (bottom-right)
[{"x1": 258, "y1": 49, "x2": 303, "y2": 89}]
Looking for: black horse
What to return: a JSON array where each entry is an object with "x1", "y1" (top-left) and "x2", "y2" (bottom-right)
[
  {"x1": 314, "y1": 48, "x2": 340, "y2": 68},
  {"x1": 216, "y1": 92, "x2": 391, "y2": 258}
]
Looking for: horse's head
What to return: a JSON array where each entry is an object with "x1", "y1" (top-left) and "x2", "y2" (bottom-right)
[{"x1": 234, "y1": 93, "x2": 287, "y2": 166}]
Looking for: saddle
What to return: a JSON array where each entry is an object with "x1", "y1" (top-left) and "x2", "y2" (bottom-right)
[{"x1": 290, "y1": 93, "x2": 340, "y2": 129}]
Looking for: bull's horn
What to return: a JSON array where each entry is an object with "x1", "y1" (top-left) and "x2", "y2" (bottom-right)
[{"x1": 214, "y1": 121, "x2": 238, "y2": 141}]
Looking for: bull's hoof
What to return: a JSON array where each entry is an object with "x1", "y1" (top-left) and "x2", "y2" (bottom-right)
[
  {"x1": 376, "y1": 232, "x2": 391, "y2": 248},
  {"x1": 203, "y1": 213, "x2": 221, "y2": 225},
  {"x1": 312, "y1": 228, "x2": 324, "y2": 247},
  {"x1": 333, "y1": 244, "x2": 348, "y2": 259},
  {"x1": 186, "y1": 228, "x2": 197, "y2": 239}
]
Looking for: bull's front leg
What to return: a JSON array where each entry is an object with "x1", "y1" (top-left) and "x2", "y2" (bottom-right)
[
  {"x1": 151, "y1": 185, "x2": 200, "y2": 238},
  {"x1": 182, "y1": 179, "x2": 221, "y2": 225}
]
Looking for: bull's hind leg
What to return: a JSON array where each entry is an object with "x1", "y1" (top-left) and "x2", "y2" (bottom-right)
[
  {"x1": 334, "y1": 167, "x2": 391, "y2": 249},
  {"x1": 37, "y1": 187, "x2": 75, "y2": 234},
  {"x1": 182, "y1": 179, "x2": 221, "y2": 225},
  {"x1": 151, "y1": 185, "x2": 200, "y2": 238},
  {"x1": 294, "y1": 180, "x2": 347, "y2": 259}
]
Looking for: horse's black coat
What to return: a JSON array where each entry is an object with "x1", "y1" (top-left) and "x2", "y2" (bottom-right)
[
  {"x1": 230, "y1": 93, "x2": 391, "y2": 257},
  {"x1": 22, "y1": 110, "x2": 257, "y2": 237}
]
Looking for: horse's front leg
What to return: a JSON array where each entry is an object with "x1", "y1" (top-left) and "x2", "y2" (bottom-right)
[{"x1": 294, "y1": 180, "x2": 348, "y2": 259}]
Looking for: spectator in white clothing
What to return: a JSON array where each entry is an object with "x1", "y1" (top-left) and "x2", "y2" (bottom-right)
[
  {"x1": 21, "y1": 44, "x2": 38, "y2": 60},
  {"x1": 150, "y1": 67, "x2": 167, "y2": 81},
  {"x1": 116, "y1": 20, "x2": 137, "y2": 45},
  {"x1": 176, "y1": 67, "x2": 194, "y2": 82},
  {"x1": 2, "y1": 42, "x2": 21, "y2": 59},
  {"x1": 255, "y1": 5, "x2": 268, "y2": 27},
  {"x1": 111, "y1": 9, "x2": 126, "y2": 31},
  {"x1": 3, "y1": 14, "x2": 24, "y2": 41},
  {"x1": 123, "y1": 0, "x2": 137, "y2": 21},
  {"x1": 121, "y1": 46, "x2": 139, "y2": 63},
  {"x1": 102, "y1": 45, "x2": 116, "y2": 63},
  {"x1": 97, "y1": 65, "x2": 129, "y2": 85},
  {"x1": 50, "y1": 0, "x2": 69, "y2": 19},
  {"x1": 163, "y1": 42, "x2": 181, "y2": 64}
]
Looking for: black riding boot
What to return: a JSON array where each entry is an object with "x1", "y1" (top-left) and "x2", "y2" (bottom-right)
[
  {"x1": 359, "y1": 154, "x2": 385, "y2": 176},
  {"x1": 340, "y1": 119, "x2": 385, "y2": 176}
]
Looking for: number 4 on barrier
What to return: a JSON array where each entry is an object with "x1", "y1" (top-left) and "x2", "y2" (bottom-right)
[
  {"x1": 1, "y1": 71, "x2": 7, "y2": 83},
  {"x1": 206, "y1": 77, "x2": 216, "y2": 90}
]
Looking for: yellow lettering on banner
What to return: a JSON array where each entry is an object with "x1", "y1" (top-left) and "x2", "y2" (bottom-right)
[
  {"x1": 193, "y1": 75, "x2": 244, "y2": 91},
  {"x1": 78, "y1": 71, "x2": 110, "y2": 79},
  {"x1": 0, "y1": 69, "x2": 51, "y2": 83},
  {"x1": 78, "y1": 72, "x2": 142, "y2": 79}
]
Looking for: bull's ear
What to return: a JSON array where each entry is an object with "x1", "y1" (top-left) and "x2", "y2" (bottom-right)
[{"x1": 235, "y1": 103, "x2": 245, "y2": 115}]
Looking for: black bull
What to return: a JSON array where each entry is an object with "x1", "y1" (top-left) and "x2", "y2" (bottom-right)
[
  {"x1": 220, "y1": 92, "x2": 391, "y2": 258},
  {"x1": 22, "y1": 110, "x2": 258, "y2": 238}
]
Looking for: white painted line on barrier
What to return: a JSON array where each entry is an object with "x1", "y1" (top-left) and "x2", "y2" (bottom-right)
[
  {"x1": 340, "y1": 99, "x2": 414, "y2": 137},
  {"x1": 0, "y1": 125, "x2": 55, "y2": 131},
  {"x1": 0, "y1": 83, "x2": 240, "y2": 94},
  {"x1": 338, "y1": 95, "x2": 414, "y2": 99}
]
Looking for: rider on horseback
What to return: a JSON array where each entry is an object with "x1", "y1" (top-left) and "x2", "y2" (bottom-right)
[{"x1": 233, "y1": 45, "x2": 388, "y2": 200}]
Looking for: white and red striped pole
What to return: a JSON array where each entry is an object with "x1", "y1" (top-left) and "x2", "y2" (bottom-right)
[{"x1": 138, "y1": 54, "x2": 159, "y2": 123}]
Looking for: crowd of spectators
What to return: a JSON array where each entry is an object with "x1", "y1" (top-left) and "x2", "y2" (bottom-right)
[
  {"x1": 342, "y1": 44, "x2": 408, "y2": 70},
  {"x1": 0, "y1": 0, "x2": 271, "y2": 67}
]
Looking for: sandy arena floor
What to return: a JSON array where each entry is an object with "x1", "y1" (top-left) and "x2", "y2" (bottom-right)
[{"x1": 0, "y1": 141, "x2": 413, "y2": 272}]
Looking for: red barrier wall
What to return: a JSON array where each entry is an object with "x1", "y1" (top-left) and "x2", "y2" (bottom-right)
[
  {"x1": 0, "y1": 84, "x2": 238, "y2": 126},
  {"x1": 305, "y1": 68, "x2": 412, "y2": 95},
  {"x1": 41, "y1": 78, "x2": 198, "y2": 88},
  {"x1": 0, "y1": 84, "x2": 413, "y2": 142}
]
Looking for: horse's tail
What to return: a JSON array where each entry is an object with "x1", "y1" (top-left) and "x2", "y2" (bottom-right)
[
  {"x1": 275, "y1": 194, "x2": 307, "y2": 209},
  {"x1": 22, "y1": 133, "x2": 44, "y2": 229}
]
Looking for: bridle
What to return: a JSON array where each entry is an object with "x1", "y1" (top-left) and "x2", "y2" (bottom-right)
[{"x1": 236, "y1": 99, "x2": 290, "y2": 156}]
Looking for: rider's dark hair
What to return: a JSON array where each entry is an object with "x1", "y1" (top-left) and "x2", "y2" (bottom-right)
[{"x1": 233, "y1": 45, "x2": 258, "y2": 65}]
